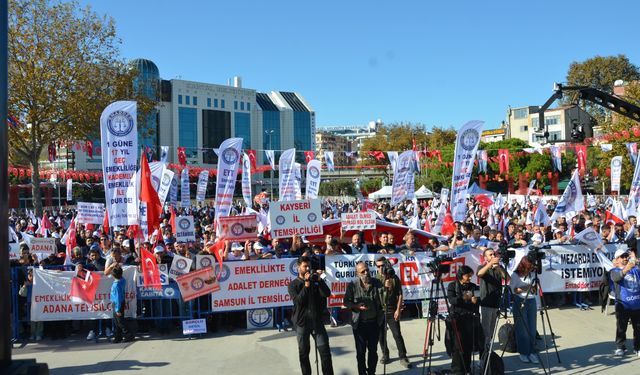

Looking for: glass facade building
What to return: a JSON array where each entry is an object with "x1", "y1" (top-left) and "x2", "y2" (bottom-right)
[
  {"x1": 178, "y1": 107, "x2": 198, "y2": 157},
  {"x1": 202, "y1": 109, "x2": 231, "y2": 164},
  {"x1": 234, "y1": 112, "x2": 251, "y2": 150}
]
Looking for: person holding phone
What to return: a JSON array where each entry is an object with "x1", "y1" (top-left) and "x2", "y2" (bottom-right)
[{"x1": 344, "y1": 262, "x2": 384, "y2": 375}]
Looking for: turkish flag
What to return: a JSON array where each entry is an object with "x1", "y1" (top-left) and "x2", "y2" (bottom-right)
[
  {"x1": 70, "y1": 269, "x2": 102, "y2": 304},
  {"x1": 140, "y1": 153, "x2": 163, "y2": 235},
  {"x1": 208, "y1": 241, "x2": 226, "y2": 279},
  {"x1": 170, "y1": 206, "x2": 177, "y2": 235},
  {"x1": 475, "y1": 194, "x2": 494, "y2": 209},
  {"x1": 86, "y1": 140, "x2": 94, "y2": 159},
  {"x1": 441, "y1": 209, "x2": 455, "y2": 236},
  {"x1": 304, "y1": 151, "x2": 315, "y2": 163},
  {"x1": 606, "y1": 211, "x2": 624, "y2": 225},
  {"x1": 498, "y1": 149, "x2": 510, "y2": 175},
  {"x1": 102, "y1": 209, "x2": 109, "y2": 236},
  {"x1": 177, "y1": 147, "x2": 187, "y2": 166},
  {"x1": 423, "y1": 216, "x2": 431, "y2": 232},
  {"x1": 247, "y1": 149, "x2": 258, "y2": 171},
  {"x1": 141, "y1": 247, "x2": 162, "y2": 289},
  {"x1": 368, "y1": 151, "x2": 386, "y2": 161},
  {"x1": 39, "y1": 214, "x2": 53, "y2": 236},
  {"x1": 575, "y1": 145, "x2": 587, "y2": 176}
]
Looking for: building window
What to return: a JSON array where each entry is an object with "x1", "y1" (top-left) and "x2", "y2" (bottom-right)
[
  {"x1": 193, "y1": 96, "x2": 198, "y2": 106},
  {"x1": 207, "y1": 98, "x2": 211, "y2": 107},
  {"x1": 247, "y1": 103, "x2": 251, "y2": 111},
  {"x1": 214, "y1": 99, "x2": 218, "y2": 108},
  {"x1": 546, "y1": 115, "x2": 560, "y2": 125},
  {"x1": 186, "y1": 96, "x2": 190, "y2": 105},
  {"x1": 221, "y1": 99, "x2": 225, "y2": 108},
  {"x1": 520, "y1": 125, "x2": 528, "y2": 132},
  {"x1": 240, "y1": 102, "x2": 244, "y2": 111},
  {"x1": 513, "y1": 108, "x2": 528, "y2": 119},
  {"x1": 234, "y1": 112, "x2": 251, "y2": 149},
  {"x1": 178, "y1": 107, "x2": 198, "y2": 158},
  {"x1": 178, "y1": 95, "x2": 183, "y2": 104},
  {"x1": 234, "y1": 101, "x2": 238, "y2": 110}
]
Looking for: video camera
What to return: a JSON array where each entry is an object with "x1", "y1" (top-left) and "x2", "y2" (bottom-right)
[
  {"x1": 427, "y1": 255, "x2": 453, "y2": 276},
  {"x1": 380, "y1": 259, "x2": 396, "y2": 278},
  {"x1": 527, "y1": 244, "x2": 550, "y2": 274},
  {"x1": 497, "y1": 243, "x2": 516, "y2": 265},
  {"x1": 309, "y1": 255, "x2": 325, "y2": 283}
]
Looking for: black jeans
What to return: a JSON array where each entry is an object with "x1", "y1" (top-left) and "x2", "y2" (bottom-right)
[
  {"x1": 113, "y1": 310, "x2": 133, "y2": 341},
  {"x1": 379, "y1": 313, "x2": 407, "y2": 359},
  {"x1": 354, "y1": 320, "x2": 380, "y2": 375},
  {"x1": 295, "y1": 322, "x2": 334, "y2": 375},
  {"x1": 615, "y1": 304, "x2": 640, "y2": 351},
  {"x1": 450, "y1": 315, "x2": 476, "y2": 375}
]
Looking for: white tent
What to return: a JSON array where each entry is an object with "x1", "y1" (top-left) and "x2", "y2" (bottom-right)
[
  {"x1": 415, "y1": 185, "x2": 434, "y2": 199},
  {"x1": 368, "y1": 186, "x2": 392, "y2": 199}
]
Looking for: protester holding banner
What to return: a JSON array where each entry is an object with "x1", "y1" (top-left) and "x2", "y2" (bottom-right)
[
  {"x1": 509, "y1": 256, "x2": 540, "y2": 364},
  {"x1": 375, "y1": 257, "x2": 411, "y2": 368},
  {"x1": 288, "y1": 256, "x2": 334, "y2": 375},
  {"x1": 447, "y1": 265, "x2": 482, "y2": 375},
  {"x1": 610, "y1": 249, "x2": 640, "y2": 357},
  {"x1": 344, "y1": 262, "x2": 384, "y2": 375}
]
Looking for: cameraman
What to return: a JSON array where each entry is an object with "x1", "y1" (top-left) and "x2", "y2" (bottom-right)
[
  {"x1": 477, "y1": 248, "x2": 509, "y2": 354},
  {"x1": 288, "y1": 256, "x2": 334, "y2": 375},
  {"x1": 375, "y1": 257, "x2": 411, "y2": 368}
]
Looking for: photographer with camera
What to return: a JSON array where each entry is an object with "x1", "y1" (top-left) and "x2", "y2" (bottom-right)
[
  {"x1": 375, "y1": 257, "x2": 411, "y2": 368},
  {"x1": 610, "y1": 249, "x2": 640, "y2": 357},
  {"x1": 344, "y1": 261, "x2": 384, "y2": 375},
  {"x1": 509, "y1": 256, "x2": 540, "y2": 364},
  {"x1": 447, "y1": 265, "x2": 482, "y2": 375},
  {"x1": 288, "y1": 256, "x2": 334, "y2": 375},
  {"x1": 477, "y1": 247, "x2": 509, "y2": 353}
]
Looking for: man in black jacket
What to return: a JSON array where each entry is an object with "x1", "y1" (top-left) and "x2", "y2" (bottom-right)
[{"x1": 288, "y1": 256, "x2": 334, "y2": 375}]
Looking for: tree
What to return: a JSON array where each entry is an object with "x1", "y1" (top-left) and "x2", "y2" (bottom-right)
[
  {"x1": 565, "y1": 55, "x2": 640, "y2": 121},
  {"x1": 8, "y1": 0, "x2": 155, "y2": 216}
]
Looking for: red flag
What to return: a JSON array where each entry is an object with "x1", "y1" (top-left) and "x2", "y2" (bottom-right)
[
  {"x1": 40, "y1": 214, "x2": 53, "y2": 235},
  {"x1": 177, "y1": 147, "x2": 187, "y2": 166},
  {"x1": 170, "y1": 206, "x2": 177, "y2": 235},
  {"x1": 48, "y1": 143, "x2": 57, "y2": 162},
  {"x1": 247, "y1": 149, "x2": 258, "y2": 171},
  {"x1": 126, "y1": 224, "x2": 140, "y2": 241},
  {"x1": 304, "y1": 151, "x2": 315, "y2": 163},
  {"x1": 208, "y1": 240, "x2": 225, "y2": 279},
  {"x1": 412, "y1": 138, "x2": 417, "y2": 151},
  {"x1": 86, "y1": 223, "x2": 95, "y2": 231},
  {"x1": 423, "y1": 215, "x2": 431, "y2": 233},
  {"x1": 64, "y1": 219, "x2": 77, "y2": 263},
  {"x1": 575, "y1": 145, "x2": 587, "y2": 177},
  {"x1": 102, "y1": 209, "x2": 109, "y2": 236},
  {"x1": 433, "y1": 150, "x2": 442, "y2": 162},
  {"x1": 498, "y1": 149, "x2": 510, "y2": 175},
  {"x1": 86, "y1": 140, "x2": 94, "y2": 159},
  {"x1": 140, "y1": 153, "x2": 163, "y2": 235},
  {"x1": 70, "y1": 269, "x2": 102, "y2": 304},
  {"x1": 368, "y1": 151, "x2": 386, "y2": 161},
  {"x1": 606, "y1": 210, "x2": 624, "y2": 225},
  {"x1": 475, "y1": 194, "x2": 494, "y2": 209},
  {"x1": 441, "y1": 209, "x2": 455, "y2": 236},
  {"x1": 141, "y1": 247, "x2": 162, "y2": 289}
]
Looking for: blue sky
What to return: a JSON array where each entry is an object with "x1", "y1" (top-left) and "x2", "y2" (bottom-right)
[{"x1": 82, "y1": 0, "x2": 640, "y2": 130}]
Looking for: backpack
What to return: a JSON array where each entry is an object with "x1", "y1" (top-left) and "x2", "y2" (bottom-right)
[
  {"x1": 498, "y1": 321, "x2": 517, "y2": 353},
  {"x1": 480, "y1": 351, "x2": 505, "y2": 375}
]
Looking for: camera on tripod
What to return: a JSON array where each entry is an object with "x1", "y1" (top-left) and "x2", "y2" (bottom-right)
[
  {"x1": 427, "y1": 255, "x2": 454, "y2": 275},
  {"x1": 496, "y1": 243, "x2": 515, "y2": 265},
  {"x1": 527, "y1": 244, "x2": 550, "y2": 273}
]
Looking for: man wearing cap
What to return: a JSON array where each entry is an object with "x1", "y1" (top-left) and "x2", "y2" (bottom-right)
[
  {"x1": 611, "y1": 249, "x2": 640, "y2": 357},
  {"x1": 225, "y1": 242, "x2": 248, "y2": 261},
  {"x1": 154, "y1": 245, "x2": 173, "y2": 265}
]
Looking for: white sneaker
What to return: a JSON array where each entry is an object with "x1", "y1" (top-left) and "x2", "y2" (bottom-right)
[
  {"x1": 529, "y1": 354, "x2": 540, "y2": 364},
  {"x1": 105, "y1": 327, "x2": 113, "y2": 337},
  {"x1": 86, "y1": 330, "x2": 96, "y2": 340},
  {"x1": 614, "y1": 348, "x2": 625, "y2": 356},
  {"x1": 519, "y1": 354, "x2": 530, "y2": 363}
]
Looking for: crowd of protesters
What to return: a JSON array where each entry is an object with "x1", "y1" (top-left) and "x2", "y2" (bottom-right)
[{"x1": 8, "y1": 189, "x2": 640, "y2": 354}]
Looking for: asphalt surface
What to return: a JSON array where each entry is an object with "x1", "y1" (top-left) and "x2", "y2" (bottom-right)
[{"x1": 11, "y1": 305, "x2": 639, "y2": 374}]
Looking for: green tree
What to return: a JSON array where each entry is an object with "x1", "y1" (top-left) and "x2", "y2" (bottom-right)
[{"x1": 8, "y1": 0, "x2": 155, "y2": 216}]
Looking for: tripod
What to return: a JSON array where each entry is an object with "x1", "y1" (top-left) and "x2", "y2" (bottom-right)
[
  {"x1": 482, "y1": 278, "x2": 511, "y2": 375},
  {"x1": 420, "y1": 272, "x2": 466, "y2": 375}
]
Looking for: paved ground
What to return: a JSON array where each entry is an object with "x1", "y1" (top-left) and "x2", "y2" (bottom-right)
[{"x1": 11, "y1": 306, "x2": 640, "y2": 375}]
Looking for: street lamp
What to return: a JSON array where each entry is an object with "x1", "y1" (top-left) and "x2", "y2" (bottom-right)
[{"x1": 265, "y1": 130, "x2": 275, "y2": 199}]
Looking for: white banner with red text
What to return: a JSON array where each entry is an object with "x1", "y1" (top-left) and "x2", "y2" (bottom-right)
[{"x1": 30, "y1": 267, "x2": 137, "y2": 321}]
